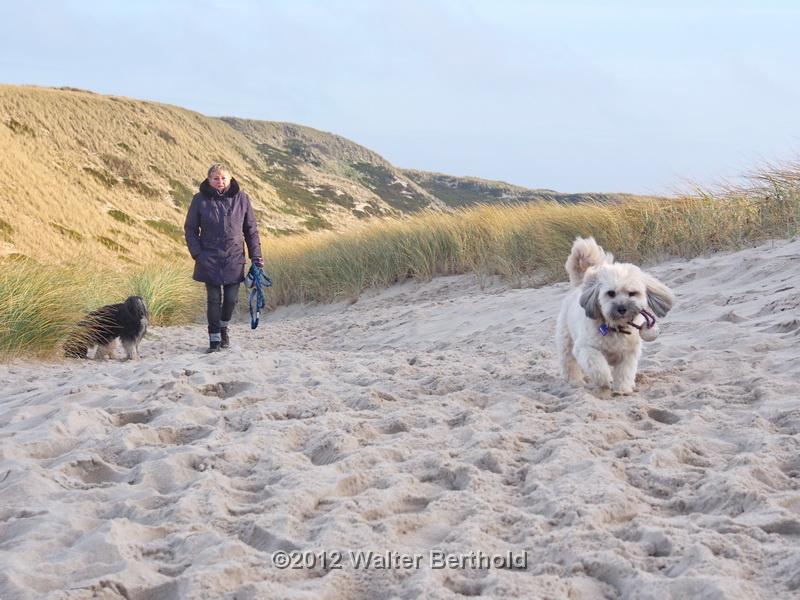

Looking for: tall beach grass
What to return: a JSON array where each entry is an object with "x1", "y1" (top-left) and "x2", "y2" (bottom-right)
[
  {"x1": 0, "y1": 257, "x2": 202, "y2": 359},
  {"x1": 2, "y1": 163, "x2": 799, "y2": 359},
  {"x1": 263, "y1": 172, "x2": 800, "y2": 305}
]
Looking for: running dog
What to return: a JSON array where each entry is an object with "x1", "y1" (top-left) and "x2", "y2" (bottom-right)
[{"x1": 556, "y1": 237, "x2": 674, "y2": 394}]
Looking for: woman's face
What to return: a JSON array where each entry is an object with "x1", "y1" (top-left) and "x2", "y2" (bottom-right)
[{"x1": 208, "y1": 170, "x2": 230, "y2": 191}]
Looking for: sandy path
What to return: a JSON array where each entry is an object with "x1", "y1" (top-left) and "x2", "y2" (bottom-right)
[{"x1": 1, "y1": 239, "x2": 799, "y2": 599}]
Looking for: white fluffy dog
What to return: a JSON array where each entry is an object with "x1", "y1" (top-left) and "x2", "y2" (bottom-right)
[{"x1": 556, "y1": 237, "x2": 674, "y2": 394}]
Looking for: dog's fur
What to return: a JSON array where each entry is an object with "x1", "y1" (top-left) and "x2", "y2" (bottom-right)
[
  {"x1": 64, "y1": 296, "x2": 149, "y2": 360},
  {"x1": 556, "y1": 237, "x2": 674, "y2": 393}
]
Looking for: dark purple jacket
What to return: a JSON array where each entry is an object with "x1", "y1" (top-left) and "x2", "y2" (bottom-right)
[{"x1": 184, "y1": 178, "x2": 262, "y2": 285}]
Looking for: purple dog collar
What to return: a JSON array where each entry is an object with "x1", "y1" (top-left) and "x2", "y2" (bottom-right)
[{"x1": 598, "y1": 323, "x2": 633, "y2": 336}]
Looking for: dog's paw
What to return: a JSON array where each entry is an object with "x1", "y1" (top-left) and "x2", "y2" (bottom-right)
[
  {"x1": 612, "y1": 376, "x2": 636, "y2": 394},
  {"x1": 590, "y1": 381, "x2": 614, "y2": 394},
  {"x1": 565, "y1": 373, "x2": 584, "y2": 386},
  {"x1": 591, "y1": 373, "x2": 613, "y2": 390},
  {"x1": 589, "y1": 386, "x2": 613, "y2": 400}
]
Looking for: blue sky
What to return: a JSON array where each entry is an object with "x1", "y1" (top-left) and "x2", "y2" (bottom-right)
[{"x1": 2, "y1": 0, "x2": 799, "y2": 194}]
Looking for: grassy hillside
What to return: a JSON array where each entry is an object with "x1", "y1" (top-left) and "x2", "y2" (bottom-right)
[
  {"x1": 0, "y1": 84, "x2": 652, "y2": 266},
  {"x1": 402, "y1": 169, "x2": 662, "y2": 208},
  {"x1": 0, "y1": 84, "x2": 444, "y2": 265}
]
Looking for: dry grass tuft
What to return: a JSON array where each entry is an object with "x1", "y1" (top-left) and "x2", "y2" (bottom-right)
[
  {"x1": 0, "y1": 257, "x2": 202, "y2": 359},
  {"x1": 262, "y1": 169, "x2": 800, "y2": 305}
]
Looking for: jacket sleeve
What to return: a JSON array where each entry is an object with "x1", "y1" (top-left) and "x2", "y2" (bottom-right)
[
  {"x1": 242, "y1": 193, "x2": 263, "y2": 261},
  {"x1": 184, "y1": 195, "x2": 202, "y2": 259}
]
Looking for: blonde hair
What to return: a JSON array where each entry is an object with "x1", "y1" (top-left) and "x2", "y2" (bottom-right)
[{"x1": 207, "y1": 162, "x2": 232, "y2": 178}]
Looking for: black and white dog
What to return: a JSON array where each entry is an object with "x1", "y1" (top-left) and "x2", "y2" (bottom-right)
[{"x1": 64, "y1": 296, "x2": 149, "y2": 360}]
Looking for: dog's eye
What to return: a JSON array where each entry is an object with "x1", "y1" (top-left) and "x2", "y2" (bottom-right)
[
  {"x1": 606, "y1": 290, "x2": 616, "y2": 298},
  {"x1": 628, "y1": 291, "x2": 639, "y2": 297}
]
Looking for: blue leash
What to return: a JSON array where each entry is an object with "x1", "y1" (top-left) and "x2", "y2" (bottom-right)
[{"x1": 246, "y1": 263, "x2": 272, "y2": 329}]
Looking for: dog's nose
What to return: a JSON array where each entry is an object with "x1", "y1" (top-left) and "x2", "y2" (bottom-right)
[{"x1": 615, "y1": 304, "x2": 628, "y2": 315}]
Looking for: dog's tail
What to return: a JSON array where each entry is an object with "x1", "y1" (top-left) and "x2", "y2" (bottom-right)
[{"x1": 565, "y1": 237, "x2": 613, "y2": 287}]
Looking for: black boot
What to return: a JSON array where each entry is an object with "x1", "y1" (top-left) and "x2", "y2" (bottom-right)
[
  {"x1": 207, "y1": 341, "x2": 221, "y2": 353},
  {"x1": 220, "y1": 328, "x2": 230, "y2": 348}
]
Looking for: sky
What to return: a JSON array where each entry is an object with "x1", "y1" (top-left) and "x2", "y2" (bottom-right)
[{"x1": 2, "y1": 0, "x2": 799, "y2": 194}]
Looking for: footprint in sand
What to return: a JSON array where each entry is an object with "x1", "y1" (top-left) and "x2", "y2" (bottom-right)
[
  {"x1": 58, "y1": 457, "x2": 127, "y2": 488},
  {"x1": 335, "y1": 473, "x2": 374, "y2": 497},
  {"x1": 474, "y1": 451, "x2": 503, "y2": 474},
  {"x1": 673, "y1": 272, "x2": 696, "y2": 285},
  {"x1": 443, "y1": 575, "x2": 489, "y2": 597},
  {"x1": 21, "y1": 438, "x2": 78, "y2": 460},
  {"x1": 756, "y1": 296, "x2": 800, "y2": 317},
  {"x1": 197, "y1": 381, "x2": 252, "y2": 398},
  {"x1": 624, "y1": 465, "x2": 687, "y2": 501},
  {"x1": 769, "y1": 410, "x2": 800, "y2": 435},
  {"x1": 716, "y1": 311, "x2": 749, "y2": 323},
  {"x1": 110, "y1": 407, "x2": 160, "y2": 426},
  {"x1": 380, "y1": 418, "x2": 409, "y2": 434},
  {"x1": 647, "y1": 407, "x2": 681, "y2": 425},
  {"x1": 758, "y1": 519, "x2": 800, "y2": 536},
  {"x1": 303, "y1": 432, "x2": 358, "y2": 466},
  {"x1": 140, "y1": 539, "x2": 191, "y2": 577},
  {"x1": 446, "y1": 412, "x2": 469, "y2": 428},
  {"x1": 308, "y1": 442, "x2": 343, "y2": 466},
  {"x1": 155, "y1": 425, "x2": 214, "y2": 446},
  {"x1": 394, "y1": 496, "x2": 432, "y2": 513},
  {"x1": 240, "y1": 524, "x2": 299, "y2": 554},
  {"x1": 420, "y1": 466, "x2": 472, "y2": 491},
  {"x1": 779, "y1": 457, "x2": 800, "y2": 479},
  {"x1": 760, "y1": 319, "x2": 800, "y2": 334},
  {"x1": 223, "y1": 413, "x2": 252, "y2": 432}
]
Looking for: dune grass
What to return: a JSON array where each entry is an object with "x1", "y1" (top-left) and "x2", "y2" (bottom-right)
[
  {"x1": 262, "y1": 173, "x2": 800, "y2": 305},
  {"x1": 127, "y1": 261, "x2": 202, "y2": 325},
  {"x1": 0, "y1": 259, "x2": 89, "y2": 358},
  {"x1": 1, "y1": 163, "x2": 799, "y2": 359},
  {"x1": 0, "y1": 258, "x2": 202, "y2": 359}
]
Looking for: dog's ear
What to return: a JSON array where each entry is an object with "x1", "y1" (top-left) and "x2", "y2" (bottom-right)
[
  {"x1": 122, "y1": 296, "x2": 143, "y2": 318},
  {"x1": 644, "y1": 274, "x2": 674, "y2": 317},
  {"x1": 579, "y1": 273, "x2": 602, "y2": 320},
  {"x1": 131, "y1": 296, "x2": 148, "y2": 318}
]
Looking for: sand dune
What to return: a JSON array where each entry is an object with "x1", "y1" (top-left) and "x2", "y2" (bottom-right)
[{"x1": 1, "y1": 239, "x2": 800, "y2": 599}]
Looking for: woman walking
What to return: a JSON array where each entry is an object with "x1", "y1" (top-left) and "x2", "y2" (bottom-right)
[{"x1": 184, "y1": 163, "x2": 264, "y2": 352}]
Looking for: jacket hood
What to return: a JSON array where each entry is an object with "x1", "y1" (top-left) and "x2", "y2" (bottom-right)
[{"x1": 200, "y1": 177, "x2": 240, "y2": 199}]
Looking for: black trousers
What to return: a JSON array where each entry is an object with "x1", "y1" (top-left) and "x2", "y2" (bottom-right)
[{"x1": 205, "y1": 283, "x2": 240, "y2": 334}]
